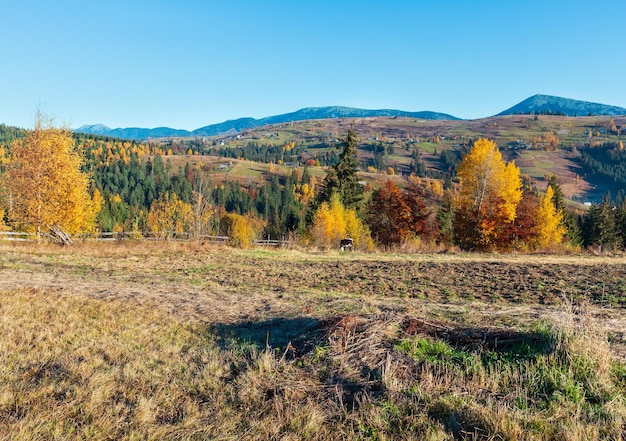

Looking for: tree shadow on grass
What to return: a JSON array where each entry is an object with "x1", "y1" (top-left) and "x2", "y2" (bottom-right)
[{"x1": 212, "y1": 317, "x2": 324, "y2": 356}]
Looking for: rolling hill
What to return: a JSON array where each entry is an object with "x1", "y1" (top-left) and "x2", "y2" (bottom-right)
[
  {"x1": 163, "y1": 112, "x2": 626, "y2": 204},
  {"x1": 76, "y1": 125, "x2": 191, "y2": 140}
]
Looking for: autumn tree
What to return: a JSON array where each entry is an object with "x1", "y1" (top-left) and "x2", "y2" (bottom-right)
[
  {"x1": 430, "y1": 179, "x2": 444, "y2": 198},
  {"x1": 547, "y1": 175, "x2": 565, "y2": 213},
  {"x1": 454, "y1": 138, "x2": 522, "y2": 250},
  {"x1": 310, "y1": 198, "x2": 341, "y2": 248},
  {"x1": 543, "y1": 132, "x2": 559, "y2": 150},
  {"x1": 546, "y1": 175, "x2": 584, "y2": 246},
  {"x1": 367, "y1": 179, "x2": 430, "y2": 246},
  {"x1": 368, "y1": 180, "x2": 412, "y2": 246},
  {"x1": 310, "y1": 193, "x2": 372, "y2": 250},
  {"x1": 281, "y1": 141, "x2": 295, "y2": 164},
  {"x1": 532, "y1": 186, "x2": 566, "y2": 249},
  {"x1": 499, "y1": 190, "x2": 539, "y2": 250},
  {"x1": 404, "y1": 177, "x2": 431, "y2": 237},
  {"x1": 219, "y1": 213, "x2": 264, "y2": 248},
  {"x1": 0, "y1": 116, "x2": 97, "y2": 235},
  {"x1": 147, "y1": 192, "x2": 192, "y2": 239}
]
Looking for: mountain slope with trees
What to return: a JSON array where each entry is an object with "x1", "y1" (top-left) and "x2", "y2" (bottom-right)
[{"x1": 498, "y1": 94, "x2": 626, "y2": 117}]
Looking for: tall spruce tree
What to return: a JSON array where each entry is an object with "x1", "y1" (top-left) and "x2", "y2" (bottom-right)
[
  {"x1": 616, "y1": 203, "x2": 626, "y2": 249},
  {"x1": 583, "y1": 198, "x2": 620, "y2": 249},
  {"x1": 335, "y1": 129, "x2": 363, "y2": 210},
  {"x1": 547, "y1": 175, "x2": 565, "y2": 213},
  {"x1": 307, "y1": 129, "x2": 363, "y2": 224}
]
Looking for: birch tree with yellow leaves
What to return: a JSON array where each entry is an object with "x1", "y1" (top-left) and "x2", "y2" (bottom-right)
[
  {"x1": 0, "y1": 116, "x2": 97, "y2": 236},
  {"x1": 454, "y1": 138, "x2": 522, "y2": 250},
  {"x1": 147, "y1": 192, "x2": 193, "y2": 239}
]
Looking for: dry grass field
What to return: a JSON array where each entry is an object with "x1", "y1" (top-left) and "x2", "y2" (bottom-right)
[{"x1": 1, "y1": 241, "x2": 626, "y2": 440}]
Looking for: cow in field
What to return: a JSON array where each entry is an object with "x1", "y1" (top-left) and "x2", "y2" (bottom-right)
[{"x1": 340, "y1": 238, "x2": 353, "y2": 252}]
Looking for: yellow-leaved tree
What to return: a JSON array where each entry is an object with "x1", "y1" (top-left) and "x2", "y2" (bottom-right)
[
  {"x1": 532, "y1": 186, "x2": 566, "y2": 249},
  {"x1": 455, "y1": 138, "x2": 522, "y2": 250},
  {"x1": 147, "y1": 192, "x2": 193, "y2": 239},
  {"x1": 0, "y1": 115, "x2": 97, "y2": 236},
  {"x1": 219, "y1": 213, "x2": 265, "y2": 248},
  {"x1": 310, "y1": 193, "x2": 373, "y2": 250}
]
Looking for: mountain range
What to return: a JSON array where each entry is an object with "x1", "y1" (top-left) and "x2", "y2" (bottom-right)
[
  {"x1": 76, "y1": 107, "x2": 457, "y2": 141},
  {"x1": 75, "y1": 95, "x2": 626, "y2": 141}
]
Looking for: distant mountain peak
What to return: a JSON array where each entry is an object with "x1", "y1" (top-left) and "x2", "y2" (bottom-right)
[
  {"x1": 498, "y1": 94, "x2": 626, "y2": 117},
  {"x1": 76, "y1": 124, "x2": 111, "y2": 134}
]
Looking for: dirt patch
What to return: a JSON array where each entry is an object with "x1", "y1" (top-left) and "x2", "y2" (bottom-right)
[{"x1": 204, "y1": 256, "x2": 626, "y2": 307}]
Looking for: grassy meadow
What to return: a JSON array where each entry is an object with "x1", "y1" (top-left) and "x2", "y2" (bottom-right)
[{"x1": 1, "y1": 241, "x2": 626, "y2": 440}]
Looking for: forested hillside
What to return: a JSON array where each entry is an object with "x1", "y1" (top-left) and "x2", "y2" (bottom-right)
[{"x1": 1, "y1": 117, "x2": 626, "y2": 251}]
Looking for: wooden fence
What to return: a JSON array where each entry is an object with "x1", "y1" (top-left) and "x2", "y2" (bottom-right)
[
  {"x1": 0, "y1": 231, "x2": 291, "y2": 247},
  {"x1": 0, "y1": 231, "x2": 36, "y2": 241}
]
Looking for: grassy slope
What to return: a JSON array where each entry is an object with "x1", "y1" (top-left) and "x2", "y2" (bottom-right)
[{"x1": 1, "y1": 242, "x2": 626, "y2": 440}]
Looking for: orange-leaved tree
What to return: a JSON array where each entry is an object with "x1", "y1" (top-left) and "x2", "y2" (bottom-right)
[
  {"x1": 0, "y1": 115, "x2": 97, "y2": 235},
  {"x1": 368, "y1": 179, "x2": 431, "y2": 247},
  {"x1": 404, "y1": 177, "x2": 431, "y2": 237},
  {"x1": 454, "y1": 138, "x2": 522, "y2": 250},
  {"x1": 532, "y1": 186, "x2": 566, "y2": 249},
  {"x1": 368, "y1": 180, "x2": 413, "y2": 246},
  {"x1": 498, "y1": 190, "x2": 538, "y2": 251}
]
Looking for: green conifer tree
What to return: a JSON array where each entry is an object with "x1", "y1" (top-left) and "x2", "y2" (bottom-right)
[
  {"x1": 335, "y1": 129, "x2": 363, "y2": 210},
  {"x1": 583, "y1": 198, "x2": 620, "y2": 249},
  {"x1": 307, "y1": 129, "x2": 363, "y2": 225}
]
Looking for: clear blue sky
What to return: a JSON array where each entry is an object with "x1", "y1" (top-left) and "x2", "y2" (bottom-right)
[{"x1": 2, "y1": 0, "x2": 624, "y2": 130}]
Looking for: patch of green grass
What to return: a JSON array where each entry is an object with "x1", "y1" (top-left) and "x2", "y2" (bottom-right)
[
  {"x1": 395, "y1": 337, "x2": 473, "y2": 367},
  {"x1": 440, "y1": 286, "x2": 456, "y2": 300}
]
